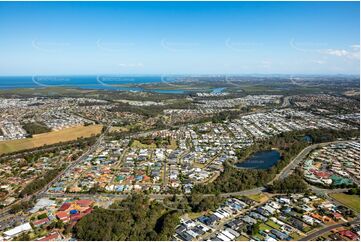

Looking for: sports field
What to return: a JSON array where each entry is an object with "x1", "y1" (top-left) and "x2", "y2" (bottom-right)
[
  {"x1": 0, "y1": 125, "x2": 103, "y2": 155},
  {"x1": 330, "y1": 193, "x2": 360, "y2": 212}
]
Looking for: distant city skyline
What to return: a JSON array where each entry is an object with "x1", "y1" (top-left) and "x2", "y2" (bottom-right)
[{"x1": 0, "y1": 1, "x2": 359, "y2": 75}]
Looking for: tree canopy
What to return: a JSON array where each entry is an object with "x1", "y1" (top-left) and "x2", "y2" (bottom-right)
[{"x1": 74, "y1": 194, "x2": 180, "y2": 241}]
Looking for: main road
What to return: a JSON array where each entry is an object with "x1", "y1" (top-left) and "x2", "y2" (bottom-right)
[
  {"x1": 37, "y1": 125, "x2": 111, "y2": 197},
  {"x1": 0, "y1": 126, "x2": 110, "y2": 221}
]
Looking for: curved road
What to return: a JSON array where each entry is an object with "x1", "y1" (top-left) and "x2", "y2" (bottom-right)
[
  {"x1": 270, "y1": 140, "x2": 355, "y2": 183},
  {"x1": 299, "y1": 217, "x2": 360, "y2": 241}
]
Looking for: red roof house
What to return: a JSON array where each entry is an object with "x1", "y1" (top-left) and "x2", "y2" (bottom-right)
[
  {"x1": 332, "y1": 212, "x2": 343, "y2": 220},
  {"x1": 33, "y1": 217, "x2": 50, "y2": 227},
  {"x1": 70, "y1": 213, "x2": 84, "y2": 221},
  {"x1": 339, "y1": 230, "x2": 359, "y2": 240},
  {"x1": 312, "y1": 170, "x2": 331, "y2": 178},
  {"x1": 58, "y1": 202, "x2": 71, "y2": 211},
  {"x1": 36, "y1": 232, "x2": 61, "y2": 241},
  {"x1": 55, "y1": 211, "x2": 69, "y2": 222},
  {"x1": 75, "y1": 199, "x2": 93, "y2": 207}
]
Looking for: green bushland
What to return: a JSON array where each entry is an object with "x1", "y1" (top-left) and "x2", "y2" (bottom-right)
[
  {"x1": 10, "y1": 200, "x2": 34, "y2": 214},
  {"x1": 19, "y1": 166, "x2": 65, "y2": 197},
  {"x1": 269, "y1": 171, "x2": 308, "y2": 193},
  {"x1": 74, "y1": 194, "x2": 180, "y2": 241},
  {"x1": 22, "y1": 122, "x2": 51, "y2": 135}
]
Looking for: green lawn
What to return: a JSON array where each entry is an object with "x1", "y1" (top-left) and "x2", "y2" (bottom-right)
[
  {"x1": 290, "y1": 232, "x2": 302, "y2": 240},
  {"x1": 237, "y1": 235, "x2": 250, "y2": 241},
  {"x1": 246, "y1": 193, "x2": 269, "y2": 203},
  {"x1": 130, "y1": 140, "x2": 157, "y2": 149},
  {"x1": 266, "y1": 220, "x2": 281, "y2": 229},
  {"x1": 259, "y1": 223, "x2": 272, "y2": 231},
  {"x1": 330, "y1": 193, "x2": 360, "y2": 212}
]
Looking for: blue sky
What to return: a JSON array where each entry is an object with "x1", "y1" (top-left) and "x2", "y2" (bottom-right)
[{"x1": 0, "y1": 1, "x2": 359, "y2": 75}]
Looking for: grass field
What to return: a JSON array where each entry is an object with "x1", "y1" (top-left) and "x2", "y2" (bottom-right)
[
  {"x1": 167, "y1": 139, "x2": 178, "y2": 149},
  {"x1": 259, "y1": 223, "x2": 272, "y2": 231},
  {"x1": 237, "y1": 235, "x2": 250, "y2": 241},
  {"x1": 187, "y1": 211, "x2": 206, "y2": 220},
  {"x1": 130, "y1": 140, "x2": 157, "y2": 149},
  {"x1": 290, "y1": 232, "x2": 302, "y2": 240},
  {"x1": 330, "y1": 193, "x2": 360, "y2": 212},
  {"x1": 110, "y1": 126, "x2": 129, "y2": 133},
  {"x1": 266, "y1": 220, "x2": 281, "y2": 230},
  {"x1": 246, "y1": 193, "x2": 269, "y2": 203},
  {"x1": 0, "y1": 125, "x2": 102, "y2": 155}
]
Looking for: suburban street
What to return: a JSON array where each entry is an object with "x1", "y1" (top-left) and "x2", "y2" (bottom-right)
[
  {"x1": 299, "y1": 217, "x2": 360, "y2": 241},
  {"x1": 270, "y1": 140, "x2": 355, "y2": 183},
  {"x1": 37, "y1": 140, "x2": 352, "y2": 201}
]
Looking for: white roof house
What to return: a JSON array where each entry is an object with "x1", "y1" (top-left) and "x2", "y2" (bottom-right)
[
  {"x1": 29, "y1": 198, "x2": 56, "y2": 213},
  {"x1": 4, "y1": 223, "x2": 32, "y2": 239}
]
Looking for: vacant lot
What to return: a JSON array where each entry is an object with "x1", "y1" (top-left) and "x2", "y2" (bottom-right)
[
  {"x1": 130, "y1": 140, "x2": 157, "y2": 149},
  {"x1": 0, "y1": 125, "x2": 102, "y2": 155},
  {"x1": 246, "y1": 193, "x2": 269, "y2": 203},
  {"x1": 330, "y1": 193, "x2": 360, "y2": 212},
  {"x1": 110, "y1": 126, "x2": 129, "y2": 133}
]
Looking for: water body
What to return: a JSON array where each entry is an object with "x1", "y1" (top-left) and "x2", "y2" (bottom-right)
[
  {"x1": 236, "y1": 150, "x2": 281, "y2": 169},
  {"x1": 0, "y1": 76, "x2": 226, "y2": 95},
  {"x1": 0, "y1": 76, "x2": 184, "y2": 94}
]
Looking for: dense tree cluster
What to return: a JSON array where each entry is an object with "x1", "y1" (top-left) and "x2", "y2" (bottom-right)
[
  {"x1": 22, "y1": 122, "x2": 51, "y2": 135},
  {"x1": 130, "y1": 136, "x2": 172, "y2": 148},
  {"x1": 108, "y1": 101, "x2": 194, "y2": 118},
  {"x1": 19, "y1": 167, "x2": 64, "y2": 197},
  {"x1": 269, "y1": 172, "x2": 308, "y2": 193},
  {"x1": 10, "y1": 200, "x2": 34, "y2": 214},
  {"x1": 307, "y1": 128, "x2": 359, "y2": 143},
  {"x1": 347, "y1": 187, "x2": 360, "y2": 195},
  {"x1": 187, "y1": 193, "x2": 224, "y2": 212},
  {"x1": 74, "y1": 194, "x2": 180, "y2": 241}
]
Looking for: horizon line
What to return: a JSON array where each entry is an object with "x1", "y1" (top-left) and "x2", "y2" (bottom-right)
[{"x1": 0, "y1": 73, "x2": 359, "y2": 77}]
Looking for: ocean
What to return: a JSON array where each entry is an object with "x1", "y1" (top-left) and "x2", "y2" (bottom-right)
[{"x1": 0, "y1": 76, "x2": 186, "y2": 94}]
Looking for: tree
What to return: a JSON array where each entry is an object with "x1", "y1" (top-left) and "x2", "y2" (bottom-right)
[
  {"x1": 74, "y1": 194, "x2": 180, "y2": 241},
  {"x1": 251, "y1": 223, "x2": 260, "y2": 236},
  {"x1": 269, "y1": 173, "x2": 308, "y2": 194}
]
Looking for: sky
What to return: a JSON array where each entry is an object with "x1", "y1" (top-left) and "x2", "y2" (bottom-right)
[{"x1": 0, "y1": 1, "x2": 359, "y2": 75}]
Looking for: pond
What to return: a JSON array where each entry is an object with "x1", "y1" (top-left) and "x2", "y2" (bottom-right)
[{"x1": 235, "y1": 150, "x2": 281, "y2": 169}]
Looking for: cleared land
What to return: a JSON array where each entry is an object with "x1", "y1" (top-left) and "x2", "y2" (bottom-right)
[
  {"x1": 130, "y1": 140, "x2": 157, "y2": 149},
  {"x1": 109, "y1": 126, "x2": 129, "y2": 133},
  {"x1": 329, "y1": 193, "x2": 360, "y2": 212},
  {"x1": 0, "y1": 125, "x2": 103, "y2": 155},
  {"x1": 245, "y1": 193, "x2": 269, "y2": 203}
]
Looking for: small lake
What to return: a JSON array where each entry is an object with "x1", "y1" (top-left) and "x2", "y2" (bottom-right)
[{"x1": 236, "y1": 150, "x2": 281, "y2": 169}]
